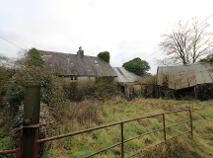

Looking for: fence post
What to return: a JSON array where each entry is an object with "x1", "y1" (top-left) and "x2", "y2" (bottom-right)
[
  {"x1": 189, "y1": 108, "x2": 193, "y2": 138},
  {"x1": 120, "y1": 122, "x2": 124, "y2": 158},
  {"x1": 162, "y1": 113, "x2": 167, "y2": 143},
  {"x1": 22, "y1": 85, "x2": 41, "y2": 158}
]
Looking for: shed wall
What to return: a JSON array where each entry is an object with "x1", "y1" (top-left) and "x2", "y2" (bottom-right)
[{"x1": 157, "y1": 63, "x2": 213, "y2": 90}]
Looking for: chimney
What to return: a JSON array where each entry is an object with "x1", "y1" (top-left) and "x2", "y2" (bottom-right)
[{"x1": 77, "y1": 46, "x2": 84, "y2": 57}]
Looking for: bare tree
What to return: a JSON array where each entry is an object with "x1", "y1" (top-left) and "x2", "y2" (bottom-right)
[{"x1": 160, "y1": 18, "x2": 213, "y2": 65}]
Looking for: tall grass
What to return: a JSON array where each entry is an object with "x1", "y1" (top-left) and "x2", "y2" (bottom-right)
[
  {"x1": 40, "y1": 98, "x2": 213, "y2": 158},
  {"x1": 0, "y1": 97, "x2": 212, "y2": 157}
]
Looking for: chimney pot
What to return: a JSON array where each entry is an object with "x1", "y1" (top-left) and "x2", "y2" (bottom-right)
[{"x1": 77, "y1": 46, "x2": 84, "y2": 57}]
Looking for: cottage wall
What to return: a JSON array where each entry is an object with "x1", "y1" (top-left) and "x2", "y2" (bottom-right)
[
  {"x1": 63, "y1": 76, "x2": 96, "y2": 88},
  {"x1": 77, "y1": 77, "x2": 96, "y2": 88}
]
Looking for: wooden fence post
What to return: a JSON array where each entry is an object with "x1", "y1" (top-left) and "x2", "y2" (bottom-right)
[
  {"x1": 120, "y1": 122, "x2": 124, "y2": 158},
  {"x1": 22, "y1": 85, "x2": 41, "y2": 158}
]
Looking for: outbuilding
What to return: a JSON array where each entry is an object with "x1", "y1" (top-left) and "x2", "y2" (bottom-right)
[
  {"x1": 113, "y1": 67, "x2": 141, "y2": 98},
  {"x1": 156, "y1": 63, "x2": 213, "y2": 99}
]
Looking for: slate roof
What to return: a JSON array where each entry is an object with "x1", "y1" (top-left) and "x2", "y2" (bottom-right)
[
  {"x1": 113, "y1": 67, "x2": 141, "y2": 83},
  {"x1": 157, "y1": 63, "x2": 213, "y2": 90},
  {"x1": 40, "y1": 50, "x2": 117, "y2": 77}
]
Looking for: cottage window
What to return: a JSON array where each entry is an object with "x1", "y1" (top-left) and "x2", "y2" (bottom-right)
[{"x1": 70, "y1": 76, "x2": 78, "y2": 80}]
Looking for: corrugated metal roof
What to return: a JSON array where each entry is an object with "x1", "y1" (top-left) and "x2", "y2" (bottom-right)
[
  {"x1": 40, "y1": 50, "x2": 117, "y2": 77},
  {"x1": 113, "y1": 67, "x2": 141, "y2": 83},
  {"x1": 157, "y1": 63, "x2": 213, "y2": 90}
]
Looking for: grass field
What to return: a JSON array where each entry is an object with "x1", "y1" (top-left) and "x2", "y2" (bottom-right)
[
  {"x1": 0, "y1": 98, "x2": 213, "y2": 158},
  {"x1": 39, "y1": 98, "x2": 213, "y2": 158}
]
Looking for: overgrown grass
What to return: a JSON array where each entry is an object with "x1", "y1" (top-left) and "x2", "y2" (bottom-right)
[
  {"x1": 40, "y1": 98, "x2": 213, "y2": 158},
  {"x1": 0, "y1": 98, "x2": 212, "y2": 158},
  {"x1": 0, "y1": 111, "x2": 15, "y2": 158}
]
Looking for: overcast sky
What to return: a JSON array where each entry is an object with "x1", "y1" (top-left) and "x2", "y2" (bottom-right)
[{"x1": 1, "y1": 0, "x2": 213, "y2": 73}]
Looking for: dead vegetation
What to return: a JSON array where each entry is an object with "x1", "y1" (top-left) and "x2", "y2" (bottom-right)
[{"x1": 138, "y1": 138, "x2": 205, "y2": 158}]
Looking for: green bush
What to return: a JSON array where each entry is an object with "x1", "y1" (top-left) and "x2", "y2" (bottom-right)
[
  {"x1": 97, "y1": 51, "x2": 110, "y2": 63},
  {"x1": 63, "y1": 82, "x2": 83, "y2": 101},
  {"x1": 6, "y1": 84, "x2": 24, "y2": 113},
  {"x1": 199, "y1": 54, "x2": 213, "y2": 64},
  {"x1": 123, "y1": 57, "x2": 150, "y2": 76},
  {"x1": 0, "y1": 111, "x2": 14, "y2": 158},
  {"x1": 63, "y1": 77, "x2": 120, "y2": 101},
  {"x1": 25, "y1": 48, "x2": 44, "y2": 67},
  {"x1": 15, "y1": 48, "x2": 66, "y2": 108},
  {"x1": 94, "y1": 77, "x2": 120, "y2": 99},
  {"x1": 0, "y1": 48, "x2": 66, "y2": 114},
  {"x1": 0, "y1": 67, "x2": 15, "y2": 107}
]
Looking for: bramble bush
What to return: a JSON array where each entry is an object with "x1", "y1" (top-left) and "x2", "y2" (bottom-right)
[
  {"x1": 0, "y1": 48, "x2": 66, "y2": 115},
  {"x1": 63, "y1": 77, "x2": 121, "y2": 101},
  {"x1": 0, "y1": 67, "x2": 15, "y2": 108}
]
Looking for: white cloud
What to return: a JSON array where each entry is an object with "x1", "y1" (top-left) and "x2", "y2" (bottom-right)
[{"x1": 1, "y1": 0, "x2": 213, "y2": 73}]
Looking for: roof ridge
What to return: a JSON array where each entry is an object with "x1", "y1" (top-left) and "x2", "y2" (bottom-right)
[
  {"x1": 39, "y1": 49, "x2": 99, "y2": 58},
  {"x1": 40, "y1": 49, "x2": 117, "y2": 77}
]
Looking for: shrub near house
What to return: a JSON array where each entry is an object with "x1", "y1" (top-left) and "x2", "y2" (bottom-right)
[
  {"x1": 123, "y1": 57, "x2": 150, "y2": 76},
  {"x1": 97, "y1": 51, "x2": 110, "y2": 63}
]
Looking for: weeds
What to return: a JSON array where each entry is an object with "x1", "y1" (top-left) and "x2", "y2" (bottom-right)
[
  {"x1": 37, "y1": 98, "x2": 213, "y2": 157},
  {"x1": 1, "y1": 98, "x2": 213, "y2": 158}
]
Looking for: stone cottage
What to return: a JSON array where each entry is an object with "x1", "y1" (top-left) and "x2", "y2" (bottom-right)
[{"x1": 40, "y1": 47, "x2": 117, "y2": 87}]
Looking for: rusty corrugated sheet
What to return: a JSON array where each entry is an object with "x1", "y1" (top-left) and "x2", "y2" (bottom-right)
[{"x1": 157, "y1": 63, "x2": 213, "y2": 90}]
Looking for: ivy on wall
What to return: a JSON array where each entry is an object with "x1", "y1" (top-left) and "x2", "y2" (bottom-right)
[{"x1": 97, "y1": 51, "x2": 110, "y2": 63}]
